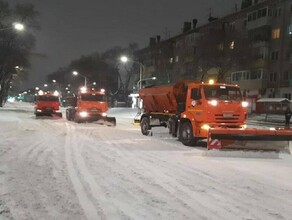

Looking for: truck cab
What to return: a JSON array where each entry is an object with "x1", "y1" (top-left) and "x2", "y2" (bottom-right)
[
  {"x1": 66, "y1": 88, "x2": 116, "y2": 126},
  {"x1": 181, "y1": 82, "x2": 247, "y2": 142}
]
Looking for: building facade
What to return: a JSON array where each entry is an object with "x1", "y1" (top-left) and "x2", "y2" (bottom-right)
[{"x1": 134, "y1": 0, "x2": 292, "y2": 111}]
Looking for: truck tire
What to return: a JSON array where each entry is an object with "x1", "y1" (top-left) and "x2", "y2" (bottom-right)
[
  {"x1": 66, "y1": 111, "x2": 70, "y2": 120},
  {"x1": 141, "y1": 117, "x2": 150, "y2": 135},
  {"x1": 168, "y1": 118, "x2": 178, "y2": 137},
  {"x1": 179, "y1": 122, "x2": 195, "y2": 146},
  {"x1": 74, "y1": 114, "x2": 81, "y2": 123}
]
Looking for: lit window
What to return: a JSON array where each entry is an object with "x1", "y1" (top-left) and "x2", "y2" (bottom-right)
[
  {"x1": 170, "y1": 58, "x2": 173, "y2": 63},
  {"x1": 230, "y1": 41, "x2": 235, "y2": 49},
  {"x1": 272, "y1": 28, "x2": 280, "y2": 39},
  {"x1": 288, "y1": 25, "x2": 292, "y2": 35}
]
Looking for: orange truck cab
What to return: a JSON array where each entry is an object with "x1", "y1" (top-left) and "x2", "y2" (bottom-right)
[
  {"x1": 34, "y1": 93, "x2": 62, "y2": 117},
  {"x1": 139, "y1": 80, "x2": 248, "y2": 145},
  {"x1": 66, "y1": 88, "x2": 116, "y2": 126}
]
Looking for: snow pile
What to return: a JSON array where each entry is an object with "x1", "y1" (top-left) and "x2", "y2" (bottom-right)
[{"x1": 203, "y1": 149, "x2": 281, "y2": 159}]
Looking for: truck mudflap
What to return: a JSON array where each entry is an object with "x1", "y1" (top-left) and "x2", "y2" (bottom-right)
[{"x1": 207, "y1": 127, "x2": 292, "y2": 153}]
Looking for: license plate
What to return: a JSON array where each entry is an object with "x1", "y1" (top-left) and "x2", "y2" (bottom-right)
[{"x1": 223, "y1": 114, "x2": 233, "y2": 118}]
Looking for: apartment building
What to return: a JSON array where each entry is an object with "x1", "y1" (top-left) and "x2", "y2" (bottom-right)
[{"x1": 134, "y1": 0, "x2": 292, "y2": 111}]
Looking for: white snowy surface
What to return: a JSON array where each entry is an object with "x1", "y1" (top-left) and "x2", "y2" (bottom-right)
[{"x1": 0, "y1": 102, "x2": 292, "y2": 220}]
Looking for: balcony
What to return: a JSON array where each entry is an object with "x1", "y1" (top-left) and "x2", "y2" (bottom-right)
[
  {"x1": 246, "y1": 16, "x2": 272, "y2": 30},
  {"x1": 231, "y1": 79, "x2": 267, "y2": 90},
  {"x1": 279, "y1": 80, "x2": 292, "y2": 87}
]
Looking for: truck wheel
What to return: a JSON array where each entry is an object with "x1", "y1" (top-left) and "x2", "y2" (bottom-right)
[
  {"x1": 66, "y1": 111, "x2": 69, "y2": 120},
  {"x1": 74, "y1": 114, "x2": 81, "y2": 123},
  {"x1": 169, "y1": 118, "x2": 178, "y2": 137},
  {"x1": 141, "y1": 117, "x2": 150, "y2": 135},
  {"x1": 179, "y1": 122, "x2": 195, "y2": 146}
]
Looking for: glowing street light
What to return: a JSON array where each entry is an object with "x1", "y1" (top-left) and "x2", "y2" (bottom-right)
[
  {"x1": 52, "y1": 79, "x2": 56, "y2": 83},
  {"x1": 72, "y1": 71, "x2": 87, "y2": 87},
  {"x1": 44, "y1": 84, "x2": 48, "y2": 87},
  {"x1": 120, "y1": 55, "x2": 144, "y2": 90},
  {"x1": 13, "y1": 22, "x2": 25, "y2": 31},
  {"x1": 0, "y1": 22, "x2": 25, "y2": 32}
]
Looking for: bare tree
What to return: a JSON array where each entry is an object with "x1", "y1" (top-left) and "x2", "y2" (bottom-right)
[
  {"x1": 0, "y1": 0, "x2": 39, "y2": 106},
  {"x1": 196, "y1": 27, "x2": 253, "y2": 83}
]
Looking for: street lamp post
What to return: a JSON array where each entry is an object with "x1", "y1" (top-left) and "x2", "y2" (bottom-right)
[
  {"x1": 120, "y1": 55, "x2": 144, "y2": 90},
  {"x1": 136, "y1": 77, "x2": 156, "y2": 91},
  {"x1": 72, "y1": 71, "x2": 87, "y2": 87}
]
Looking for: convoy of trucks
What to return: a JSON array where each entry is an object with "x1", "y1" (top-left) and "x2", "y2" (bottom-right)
[{"x1": 32, "y1": 79, "x2": 292, "y2": 153}]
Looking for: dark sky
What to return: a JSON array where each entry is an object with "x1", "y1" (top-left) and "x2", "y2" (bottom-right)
[{"x1": 10, "y1": 0, "x2": 241, "y2": 89}]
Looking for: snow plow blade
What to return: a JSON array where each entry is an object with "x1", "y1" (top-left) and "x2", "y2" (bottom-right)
[
  {"x1": 105, "y1": 116, "x2": 116, "y2": 127},
  {"x1": 208, "y1": 128, "x2": 292, "y2": 153}
]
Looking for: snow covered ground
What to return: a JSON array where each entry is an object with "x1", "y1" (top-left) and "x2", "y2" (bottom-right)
[{"x1": 0, "y1": 102, "x2": 292, "y2": 220}]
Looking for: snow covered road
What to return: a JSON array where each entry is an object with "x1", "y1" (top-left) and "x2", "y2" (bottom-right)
[{"x1": 1, "y1": 102, "x2": 292, "y2": 220}]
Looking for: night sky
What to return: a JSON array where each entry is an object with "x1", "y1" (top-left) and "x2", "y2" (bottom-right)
[{"x1": 10, "y1": 0, "x2": 241, "y2": 89}]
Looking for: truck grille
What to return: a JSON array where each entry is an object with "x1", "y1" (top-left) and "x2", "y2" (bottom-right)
[
  {"x1": 214, "y1": 114, "x2": 240, "y2": 122},
  {"x1": 42, "y1": 107, "x2": 53, "y2": 111},
  {"x1": 88, "y1": 107, "x2": 101, "y2": 112}
]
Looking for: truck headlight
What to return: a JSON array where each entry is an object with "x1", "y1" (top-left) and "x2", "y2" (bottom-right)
[
  {"x1": 208, "y1": 100, "x2": 218, "y2": 106},
  {"x1": 37, "y1": 109, "x2": 42, "y2": 112},
  {"x1": 101, "y1": 112, "x2": 107, "y2": 117},
  {"x1": 79, "y1": 111, "x2": 88, "y2": 117},
  {"x1": 242, "y1": 101, "x2": 248, "y2": 107},
  {"x1": 201, "y1": 124, "x2": 210, "y2": 130}
]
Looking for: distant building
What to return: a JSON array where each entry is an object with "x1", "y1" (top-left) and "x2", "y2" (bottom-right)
[{"x1": 134, "y1": 0, "x2": 292, "y2": 112}]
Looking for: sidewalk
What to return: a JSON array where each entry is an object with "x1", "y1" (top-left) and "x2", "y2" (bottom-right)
[{"x1": 248, "y1": 113, "x2": 286, "y2": 125}]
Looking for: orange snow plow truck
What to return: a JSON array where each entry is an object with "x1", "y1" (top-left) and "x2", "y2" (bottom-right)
[
  {"x1": 139, "y1": 80, "x2": 292, "y2": 152},
  {"x1": 34, "y1": 92, "x2": 62, "y2": 117},
  {"x1": 66, "y1": 88, "x2": 116, "y2": 126}
]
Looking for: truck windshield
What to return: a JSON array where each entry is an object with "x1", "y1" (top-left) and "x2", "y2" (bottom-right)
[
  {"x1": 36, "y1": 96, "x2": 59, "y2": 102},
  {"x1": 81, "y1": 94, "x2": 106, "y2": 102},
  {"x1": 203, "y1": 85, "x2": 242, "y2": 101}
]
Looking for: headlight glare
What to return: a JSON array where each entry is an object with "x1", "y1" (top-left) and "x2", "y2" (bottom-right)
[{"x1": 79, "y1": 111, "x2": 88, "y2": 117}]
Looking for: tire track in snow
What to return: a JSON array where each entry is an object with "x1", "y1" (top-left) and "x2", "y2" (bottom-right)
[
  {"x1": 66, "y1": 122, "x2": 292, "y2": 219},
  {"x1": 17, "y1": 119, "x2": 61, "y2": 166},
  {"x1": 77, "y1": 131, "x2": 210, "y2": 219},
  {"x1": 65, "y1": 123, "x2": 130, "y2": 220},
  {"x1": 95, "y1": 130, "x2": 289, "y2": 220},
  {"x1": 64, "y1": 123, "x2": 102, "y2": 220}
]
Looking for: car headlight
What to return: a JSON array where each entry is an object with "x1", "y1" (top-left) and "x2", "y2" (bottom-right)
[{"x1": 79, "y1": 111, "x2": 88, "y2": 117}]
